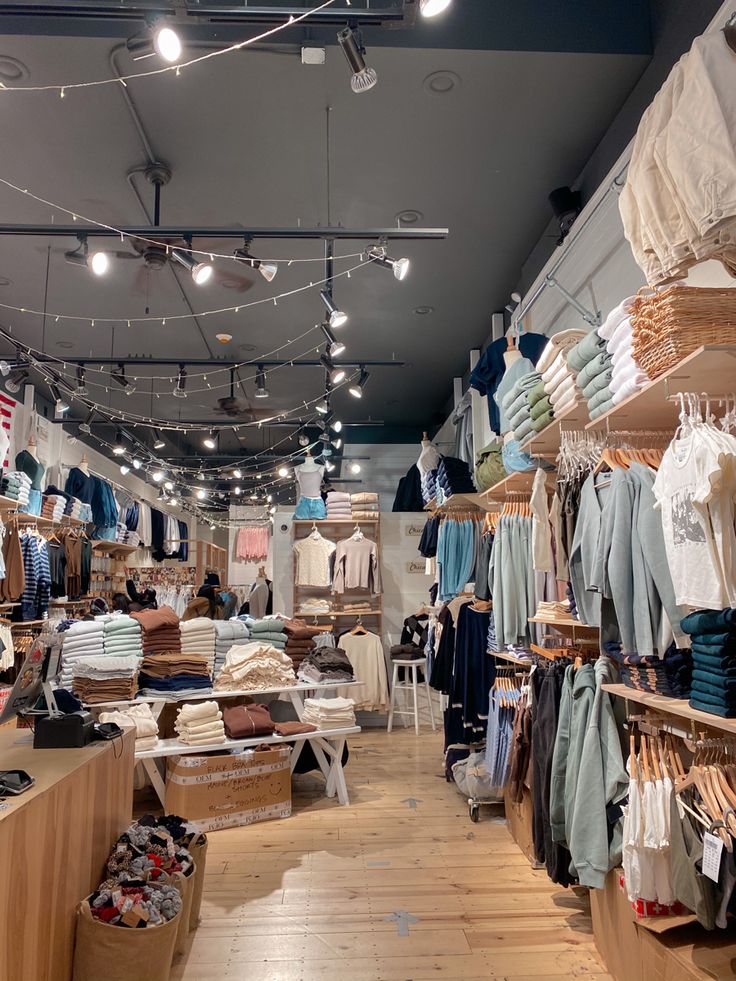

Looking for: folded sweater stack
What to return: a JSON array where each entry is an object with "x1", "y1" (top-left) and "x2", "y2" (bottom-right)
[
  {"x1": 72, "y1": 653, "x2": 140, "y2": 703},
  {"x1": 41, "y1": 493, "x2": 66, "y2": 522},
  {"x1": 326, "y1": 490, "x2": 351, "y2": 519},
  {"x1": 213, "y1": 619, "x2": 250, "y2": 678},
  {"x1": 567, "y1": 329, "x2": 614, "y2": 421},
  {"x1": 301, "y1": 695, "x2": 356, "y2": 730},
  {"x1": 214, "y1": 642, "x2": 297, "y2": 691},
  {"x1": 59, "y1": 618, "x2": 106, "y2": 688},
  {"x1": 501, "y1": 370, "x2": 543, "y2": 445},
  {"x1": 179, "y1": 616, "x2": 217, "y2": 675},
  {"x1": 538, "y1": 328, "x2": 587, "y2": 420},
  {"x1": 174, "y1": 700, "x2": 225, "y2": 745},
  {"x1": 64, "y1": 495, "x2": 87, "y2": 521},
  {"x1": 351, "y1": 491, "x2": 379, "y2": 521},
  {"x1": 597, "y1": 296, "x2": 649, "y2": 407},
  {"x1": 435, "y1": 456, "x2": 475, "y2": 501},
  {"x1": 1, "y1": 471, "x2": 31, "y2": 506},
  {"x1": 99, "y1": 702, "x2": 159, "y2": 751},
  {"x1": 138, "y1": 651, "x2": 211, "y2": 697},
  {"x1": 249, "y1": 617, "x2": 286, "y2": 650},
  {"x1": 682, "y1": 608, "x2": 736, "y2": 718},
  {"x1": 131, "y1": 605, "x2": 182, "y2": 655},
  {"x1": 297, "y1": 646, "x2": 355, "y2": 685},
  {"x1": 103, "y1": 614, "x2": 143, "y2": 658},
  {"x1": 282, "y1": 617, "x2": 325, "y2": 670}
]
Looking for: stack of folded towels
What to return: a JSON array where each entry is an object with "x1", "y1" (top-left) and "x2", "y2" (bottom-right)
[
  {"x1": 41, "y1": 493, "x2": 66, "y2": 522},
  {"x1": 326, "y1": 490, "x2": 351, "y2": 519},
  {"x1": 681, "y1": 608, "x2": 736, "y2": 718},
  {"x1": 301, "y1": 696, "x2": 356, "y2": 730},
  {"x1": 131, "y1": 606, "x2": 181, "y2": 655},
  {"x1": 282, "y1": 617, "x2": 324, "y2": 670},
  {"x1": 597, "y1": 296, "x2": 649, "y2": 407},
  {"x1": 137, "y1": 652, "x2": 211, "y2": 697},
  {"x1": 213, "y1": 619, "x2": 250, "y2": 679},
  {"x1": 59, "y1": 618, "x2": 107, "y2": 688},
  {"x1": 71, "y1": 653, "x2": 140, "y2": 703},
  {"x1": 1, "y1": 471, "x2": 31, "y2": 507},
  {"x1": 174, "y1": 700, "x2": 225, "y2": 745},
  {"x1": 297, "y1": 646, "x2": 355, "y2": 685},
  {"x1": 350, "y1": 492, "x2": 379, "y2": 521},
  {"x1": 214, "y1": 642, "x2": 296, "y2": 691},
  {"x1": 502, "y1": 370, "x2": 543, "y2": 444},
  {"x1": 103, "y1": 614, "x2": 143, "y2": 658},
  {"x1": 567, "y1": 329, "x2": 614, "y2": 421},
  {"x1": 538, "y1": 328, "x2": 587, "y2": 421},
  {"x1": 435, "y1": 456, "x2": 476, "y2": 501},
  {"x1": 249, "y1": 617, "x2": 287, "y2": 651},
  {"x1": 179, "y1": 617, "x2": 217, "y2": 676},
  {"x1": 99, "y1": 703, "x2": 159, "y2": 751}
]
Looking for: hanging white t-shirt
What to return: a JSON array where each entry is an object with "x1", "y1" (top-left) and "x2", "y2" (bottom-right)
[
  {"x1": 293, "y1": 533, "x2": 336, "y2": 586},
  {"x1": 652, "y1": 430, "x2": 729, "y2": 609},
  {"x1": 693, "y1": 424, "x2": 736, "y2": 607}
]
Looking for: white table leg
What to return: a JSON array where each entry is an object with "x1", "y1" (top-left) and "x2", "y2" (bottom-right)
[
  {"x1": 289, "y1": 739, "x2": 305, "y2": 772},
  {"x1": 412, "y1": 666, "x2": 420, "y2": 735},
  {"x1": 387, "y1": 662, "x2": 399, "y2": 732},
  {"x1": 425, "y1": 676, "x2": 436, "y2": 731},
  {"x1": 327, "y1": 738, "x2": 349, "y2": 805},
  {"x1": 310, "y1": 739, "x2": 335, "y2": 795},
  {"x1": 288, "y1": 689, "x2": 306, "y2": 720}
]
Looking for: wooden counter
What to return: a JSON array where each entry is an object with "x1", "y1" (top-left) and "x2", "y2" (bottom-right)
[{"x1": 0, "y1": 725, "x2": 134, "y2": 981}]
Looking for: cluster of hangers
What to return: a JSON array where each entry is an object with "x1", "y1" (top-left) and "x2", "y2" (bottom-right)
[
  {"x1": 493, "y1": 665, "x2": 526, "y2": 708},
  {"x1": 530, "y1": 642, "x2": 598, "y2": 664},
  {"x1": 673, "y1": 735, "x2": 736, "y2": 844},
  {"x1": 671, "y1": 392, "x2": 736, "y2": 436},
  {"x1": 483, "y1": 511, "x2": 500, "y2": 534},
  {"x1": 434, "y1": 508, "x2": 485, "y2": 523},
  {"x1": 593, "y1": 444, "x2": 664, "y2": 475},
  {"x1": 500, "y1": 492, "x2": 531, "y2": 517}
]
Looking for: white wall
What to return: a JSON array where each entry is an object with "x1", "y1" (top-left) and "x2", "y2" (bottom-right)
[{"x1": 340, "y1": 441, "x2": 418, "y2": 511}]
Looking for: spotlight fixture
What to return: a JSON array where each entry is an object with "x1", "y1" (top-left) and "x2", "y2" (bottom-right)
[
  {"x1": 132, "y1": 458, "x2": 142, "y2": 470},
  {"x1": 234, "y1": 486, "x2": 242, "y2": 495},
  {"x1": 319, "y1": 352, "x2": 346, "y2": 386},
  {"x1": 332, "y1": 419, "x2": 343, "y2": 434},
  {"x1": 350, "y1": 462, "x2": 362, "y2": 474},
  {"x1": 232, "y1": 468, "x2": 243, "y2": 479},
  {"x1": 269, "y1": 506, "x2": 276, "y2": 515},
  {"x1": 337, "y1": 25, "x2": 377, "y2": 93},
  {"x1": 254, "y1": 366, "x2": 269, "y2": 399},
  {"x1": 203, "y1": 431, "x2": 217, "y2": 450},
  {"x1": 79, "y1": 408, "x2": 95, "y2": 435},
  {"x1": 349, "y1": 367, "x2": 369, "y2": 398},
  {"x1": 332, "y1": 437, "x2": 343, "y2": 450},
  {"x1": 319, "y1": 290, "x2": 348, "y2": 328},
  {"x1": 5, "y1": 368, "x2": 28, "y2": 394},
  {"x1": 127, "y1": 22, "x2": 182, "y2": 62},
  {"x1": 324, "y1": 460, "x2": 335, "y2": 472},
  {"x1": 173, "y1": 365, "x2": 187, "y2": 399},
  {"x1": 367, "y1": 246, "x2": 410, "y2": 280},
  {"x1": 112, "y1": 430, "x2": 126, "y2": 455},
  {"x1": 420, "y1": 0, "x2": 453, "y2": 16},
  {"x1": 164, "y1": 480, "x2": 174, "y2": 491},
  {"x1": 267, "y1": 494, "x2": 273, "y2": 503},
  {"x1": 111, "y1": 363, "x2": 136, "y2": 394},
  {"x1": 152, "y1": 430, "x2": 165, "y2": 450},
  {"x1": 171, "y1": 247, "x2": 213, "y2": 285},
  {"x1": 169, "y1": 496, "x2": 179, "y2": 506},
  {"x1": 209, "y1": 523, "x2": 216, "y2": 530},
  {"x1": 120, "y1": 464, "x2": 130, "y2": 475},
  {"x1": 64, "y1": 236, "x2": 110, "y2": 277},
  {"x1": 278, "y1": 466, "x2": 290, "y2": 478},
  {"x1": 75, "y1": 365, "x2": 88, "y2": 397},
  {"x1": 196, "y1": 488, "x2": 206, "y2": 500},
  {"x1": 50, "y1": 384, "x2": 70, "y2": 416},
  {"x1": 0, "y1": 362, "x2": 9, "y2": 377},
  {"x1": 152, "y1": 470, "x2": 164, "y2": 482},
  {"x1": 315, "y1": 398, "x2": 329, "y2": 415},
  {"x1": 233, "y1": 242, "x2": 278, "y2": 282},
  {"x1": 298, "y1": 433, "x2": 310, "y2": 447},
  {"x1": 319, "y1": 322, "x2": 346, "y2": 358}
]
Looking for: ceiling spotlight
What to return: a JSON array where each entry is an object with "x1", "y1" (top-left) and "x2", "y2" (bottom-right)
[
  {"x1": 337, "y1": 25, "x2": 377, "y2": 93},
  {"x1": 319, "y1": 322, "x2": 346, "y2": 358},
  {"x1": 332, "y1": 419, "x2": 343, "y2": 434},
  {"x1": 315, "y1": 397, "x2": 329, "y2": 415},
  {"x1": 196, "y1": 488, "x2": 206, "y2": 500},
  {"x1": 216, "y1": 333, "x2": 232, "y2": 344},
  {"x1": 319, "y1": 290, "x2": 348, "y2": 329},
  {"x1": 64, "y1": 236, "x2": 110, "y2": 276},
  {"x1": 50, "y1": 383, "x2": 70, "y2": 416},
  {"x1": 368, "y1": 246, "x2": 410, "y2": 280},
  {"x1": 298, "y1": 433, "x2": 310, "y2": 447},
  {"x1": 267, "y1": 494, "x2": 273, "y2": 503},
  {"x1": 0, "y1": 362, "x2": 9, "y2": 377},
  {"x1": 420, "y1": 0, "x2": 453, "y2": 16},
  {"x1": 169, "y1": 496, "x2": 178, "y2": 506},
  {"x1": 234, "y1": 486, "x2": 242, "y2": 495},
  {"x1": 233, "y1": 243, "x2": 278, "y2": 282},
  {"x1": 112, "y1": 430, "x2": 126, "y2": 455},
  {"x1": 319, "y1": 352, "x2": 346, "y2": 386},
  {"x1": 171, "y1": 247, "x2": 213, "y2": 285},
  {"x1": 90, "y1": 251, "x2": 109, "y2": 276},
  {"x1": 132, "y1": 458, "x2": 142, "y2": 470},
  {"x1": 173, "y1": 365, "x2": 187, "y2": 398},
  {"x1": 164, "y1": 480, "x2": 174, "y2": 491},
  {"x1": 349, "y1": 367, "x2": 369, "y2": 399},
  {"x1": 203, "y1": 431, "x2": 217, "y2": 449},
  {"x1": 511, "y1": 291, "x2": 522, "y2": 303},
  {"x1": 152, "y1": 470, "x2": 164, "y2": 482},
  {"x1": 278, "y1": 466, "x2": 290, "y2": 478},
  {"x1": 152, "y1": 430, "x2": 165, "y2": 450},
  {"x1": 209, "y1": 523, "x2": 216, "y2": 530},
  {"x1": 79, "y1": 408, "x2": 95, "y2": 435},
  {"x1": 120, "y1": 464, "x2": 130, "y2": 475},
  {"x1": 5, "y1": 368, "x2": 28, "y2": 394},
  {"x1": 75, "y1": 365, "x2": 88, "y2": 397},
  {"x1": 324, "y1": 460, "x2": 335, "y2": 472},
  {"x1": 332, "y1": 437, "x2": 342, "y2": 450},
  {"x1": 350, "y1": 462, "x2": 362, "y2": 474},
  {"x1": 254, "y1": 366, "x2": 269, "y2": 399},
  {"x1": 111, "y1": 363, "x2": 136, "y2": 394},
  {"x1": 154, "y1": 25, "x2": 182, "y2": 61},
  {"x1": 269, "y1": 506, "x2": 276, "y2": 515}
]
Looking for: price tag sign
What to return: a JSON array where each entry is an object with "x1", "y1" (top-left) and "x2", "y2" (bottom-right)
[{"x1": 702, "y1": 832, "x2": 724, "y2": 882}]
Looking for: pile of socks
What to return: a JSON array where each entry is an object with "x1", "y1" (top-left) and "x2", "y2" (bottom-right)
[
  {"x1": 681, "y1": 608, "x2": 736, "y2": 718},
  {"x1": 131, "y1": 605, "x2": 182, "y2": 655},
  {"x1": 297, "y1": 646, "x2": 354, "y2": 685},
  {"x1": 103, "y1": 614, "x2": 143, "y2": 658},
  {"x1": 99, "y1": 702, "x2": 159, "y2": 751},
  {"x1": 350, "y1": 491, "x2": 379, "y2": 521},
  {"x1": 41, "y1": 493, "x2": 66, "y2": 522},
  {"x1": 249, "y1": 616, "x2": 286, "y2": 650},
  {"x1": 597, "y1": 296, "x2": 649, "y2": 406},
  {"x1": 179, "y1": 616, "x2": 217, "y2": 675},
  {"x1": 214, "y1": 642, "x2": 296, "y2": 691},
  {"x1": 174, "y1": 700, "x2": 225, "y2": 745},
  {"x1": 138, "y1": 652, "x2": 212, "y2": 697},
  {"x1": 59, "y1": 618, "x2": 106, "y2": 688},
  {"x1": 538, "y1": 328, "x2": 587, "y2": 421},
  {"x1": 1, "y1": 471, "x2": 31, "y2": 507},
  {"x1": 301, "y1": 695, "x2": 356, "y2": 729},
  {"x1": 435, "y1": 456, "x2": 476, "y2": 500},
  {"x1": 213, "y1": 619, "x2": 250, "y2": 678},
  {"x1": 326, "y1": 490, "x2": 351, "y2": 519},
  {"x1": 567, "y1": 329, "x2": 614, "y2": 421},
  {"x1": 282, "y1": 617, "x2": 324, "y2": 669},
  {"x1": 72, "y1": 653, "x2": 140, "y2": 703}
]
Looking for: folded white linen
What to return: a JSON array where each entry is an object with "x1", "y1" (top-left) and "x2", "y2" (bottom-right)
[{"x1": 597, "y1": 297, "x2": 636, "y2": 341}]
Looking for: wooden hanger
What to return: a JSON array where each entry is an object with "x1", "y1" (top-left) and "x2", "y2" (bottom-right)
[{"x1": 349, "y1": 615, "x2": 367, "y2": 636}]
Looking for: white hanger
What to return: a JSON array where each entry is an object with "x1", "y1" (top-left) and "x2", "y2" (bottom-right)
[{"x1": 351, "y1": 523, "x2": 364, "y2": 541}]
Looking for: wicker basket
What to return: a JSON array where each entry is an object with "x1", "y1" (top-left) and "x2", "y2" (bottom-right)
[{"x1": 631, "y1": 285, "x2": 736, "y2": 379}]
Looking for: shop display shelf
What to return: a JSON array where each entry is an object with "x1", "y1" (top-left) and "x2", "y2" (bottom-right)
[
  {"x1": 91, "y1": 540, "x2": 140, "y2": 555},
  {"x1": 528, "y1": 615, "x2": 598, "y2": 633},
  {"x1": 294, "y1": 609, "x2": 382, "y2": 618},
  {"x1": 11, "y1": 620, "x2": 46, "y2": 629},
  {"x1": 480, "y1": 470, "x2": 544, "y2": 502},
  {"x1": 519, "y1": 401, "x2": 591, "y2": 457},
  {"x1": 424, "y1": 493, "x2": 492, "y2": 512},
  {"x1": 293, "y1": 518, "x2": 379, "y2": 524},
  {"x1": 602, "y1": 683, "x2": 736, "y2": 737},
  {"x1": 490, "y1": 649, "x2": 533, "y2": 668},
  {"x1": 0, "y1": 495, "x2": 19, "y2": 510}
]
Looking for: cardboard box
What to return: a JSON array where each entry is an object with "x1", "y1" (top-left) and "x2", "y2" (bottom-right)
[{"x1": 165, "y1": 747, "x2": 292, "y2": 832}]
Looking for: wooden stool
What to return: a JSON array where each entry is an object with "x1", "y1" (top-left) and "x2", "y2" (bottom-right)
[{"x1": 387, "y1": 658, "x2": 436, "y2": 735}]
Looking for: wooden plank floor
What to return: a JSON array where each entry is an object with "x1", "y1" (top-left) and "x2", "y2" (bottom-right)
[{"x1": 160, "y1": 729, "x2": 610, "y2": 981}]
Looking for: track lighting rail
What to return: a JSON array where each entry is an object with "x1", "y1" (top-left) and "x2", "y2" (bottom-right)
[
  {"x1": 0, "y1": 224, "x2": 447, "y2": 240},
  {"x1": 20, "y1": 357, "x2": 404, "y2": 368}
]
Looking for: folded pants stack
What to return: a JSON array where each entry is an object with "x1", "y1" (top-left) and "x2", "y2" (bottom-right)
[
  {"x1": 213, "y1": 619, "x2": 250, "y2": 678},
  {"x1": 1, "y1": 471, "x2": 31, "y2": 506},
  {"x1": 249, "y1": 618, "x2": 286, "y2": 650},
  {"x1": 605, "y1": 641, "x2": 692, "y2": 698},
  {"x1": 180, "y1": 616, "x2": 217, "y2": 675},
  {"x1": 99, "y1": 702, "x2": 159, "y2": 751},
  {"x1": 175, "y1": 700, "x2": 225, "y2": 745},
  {"x1": 41, "y1": 493, "x2": 66, "y2": 521},
  {"x1": 350, "y1": 492, "x2": 378, "y2": 521},
  {"x1": 682, "y1": 608, "x2": 736, "y2": 717},
  {"x1": 326, "y1": 490, "x2": 351, "y2": 519},
  {"x1": 138, "y1": 651, "x2": 211, "y2": 696},
  {"x1": 436, "y1": 455, "x2": 476, "y2": 498},
  {"x1": 59, "y1": 618, "x2": 107, "y2": 688},
  {"x1": 567, "y1": 330, "x2": 615, "y2": 420},
  {"x1": 297, "y1": 645, "x2": 355, "y2": 684},
  {"x1": 301, "y1": 696, "x2": 356, "y2": 729},
  {"x1": 214, "y1": 642, "x2": 297, "y2": 691},
  {"x1": 71, "y1": 653, "x2": 140, "y2": 703}
]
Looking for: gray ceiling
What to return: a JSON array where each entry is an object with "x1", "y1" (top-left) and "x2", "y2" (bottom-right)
[{"x1": 0, "y1": 6, "x2": 650, "y2": 465}]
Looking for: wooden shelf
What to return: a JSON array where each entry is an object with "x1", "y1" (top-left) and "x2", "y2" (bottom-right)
[
  {"x1": 491, "y1": 650, "x2": 533, "y2": 667},
  {"x1": 11, "y1": 620, "x2": 46, "y2": 629},
  {"x1": 0, "y1": 495, "x2": 20, "y2": 510},
  {"x1": 519, "y1": 401, "x2": 590, "y2": 457},
  {"x1": 585, "y1": 344, "x2": 736, "y2": 433},
  {"x1": 91, "y1": 540, "x2": 139, "y2": 555},
  {"x1": 528, "y1": 615, "x2": 598, "y2": 633},
  {"x1": 603, "y1": 683, "x2": 736, "y2": 736},
  {"x1": 295, "y1": 610, "x2": 382, "y2": 618},
  {"x1": 481, "y1": 470, "x2": 549, "y2": 502},
  {"x1": 293, "y1": 518, "x2": 379, "y2": 525}
]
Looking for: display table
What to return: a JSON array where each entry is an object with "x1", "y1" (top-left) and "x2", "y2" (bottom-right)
[{"x1": 0, "y1": 725, "x2": 134, "y2": 981}]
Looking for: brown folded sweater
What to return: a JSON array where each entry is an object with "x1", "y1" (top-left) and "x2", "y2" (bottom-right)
[
  {"x1": 274, "y1": 721, "x2": 318, "y2": 736},
  {"x1": 131, "y1": 606, "x2": 180, "y2": 632}
]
